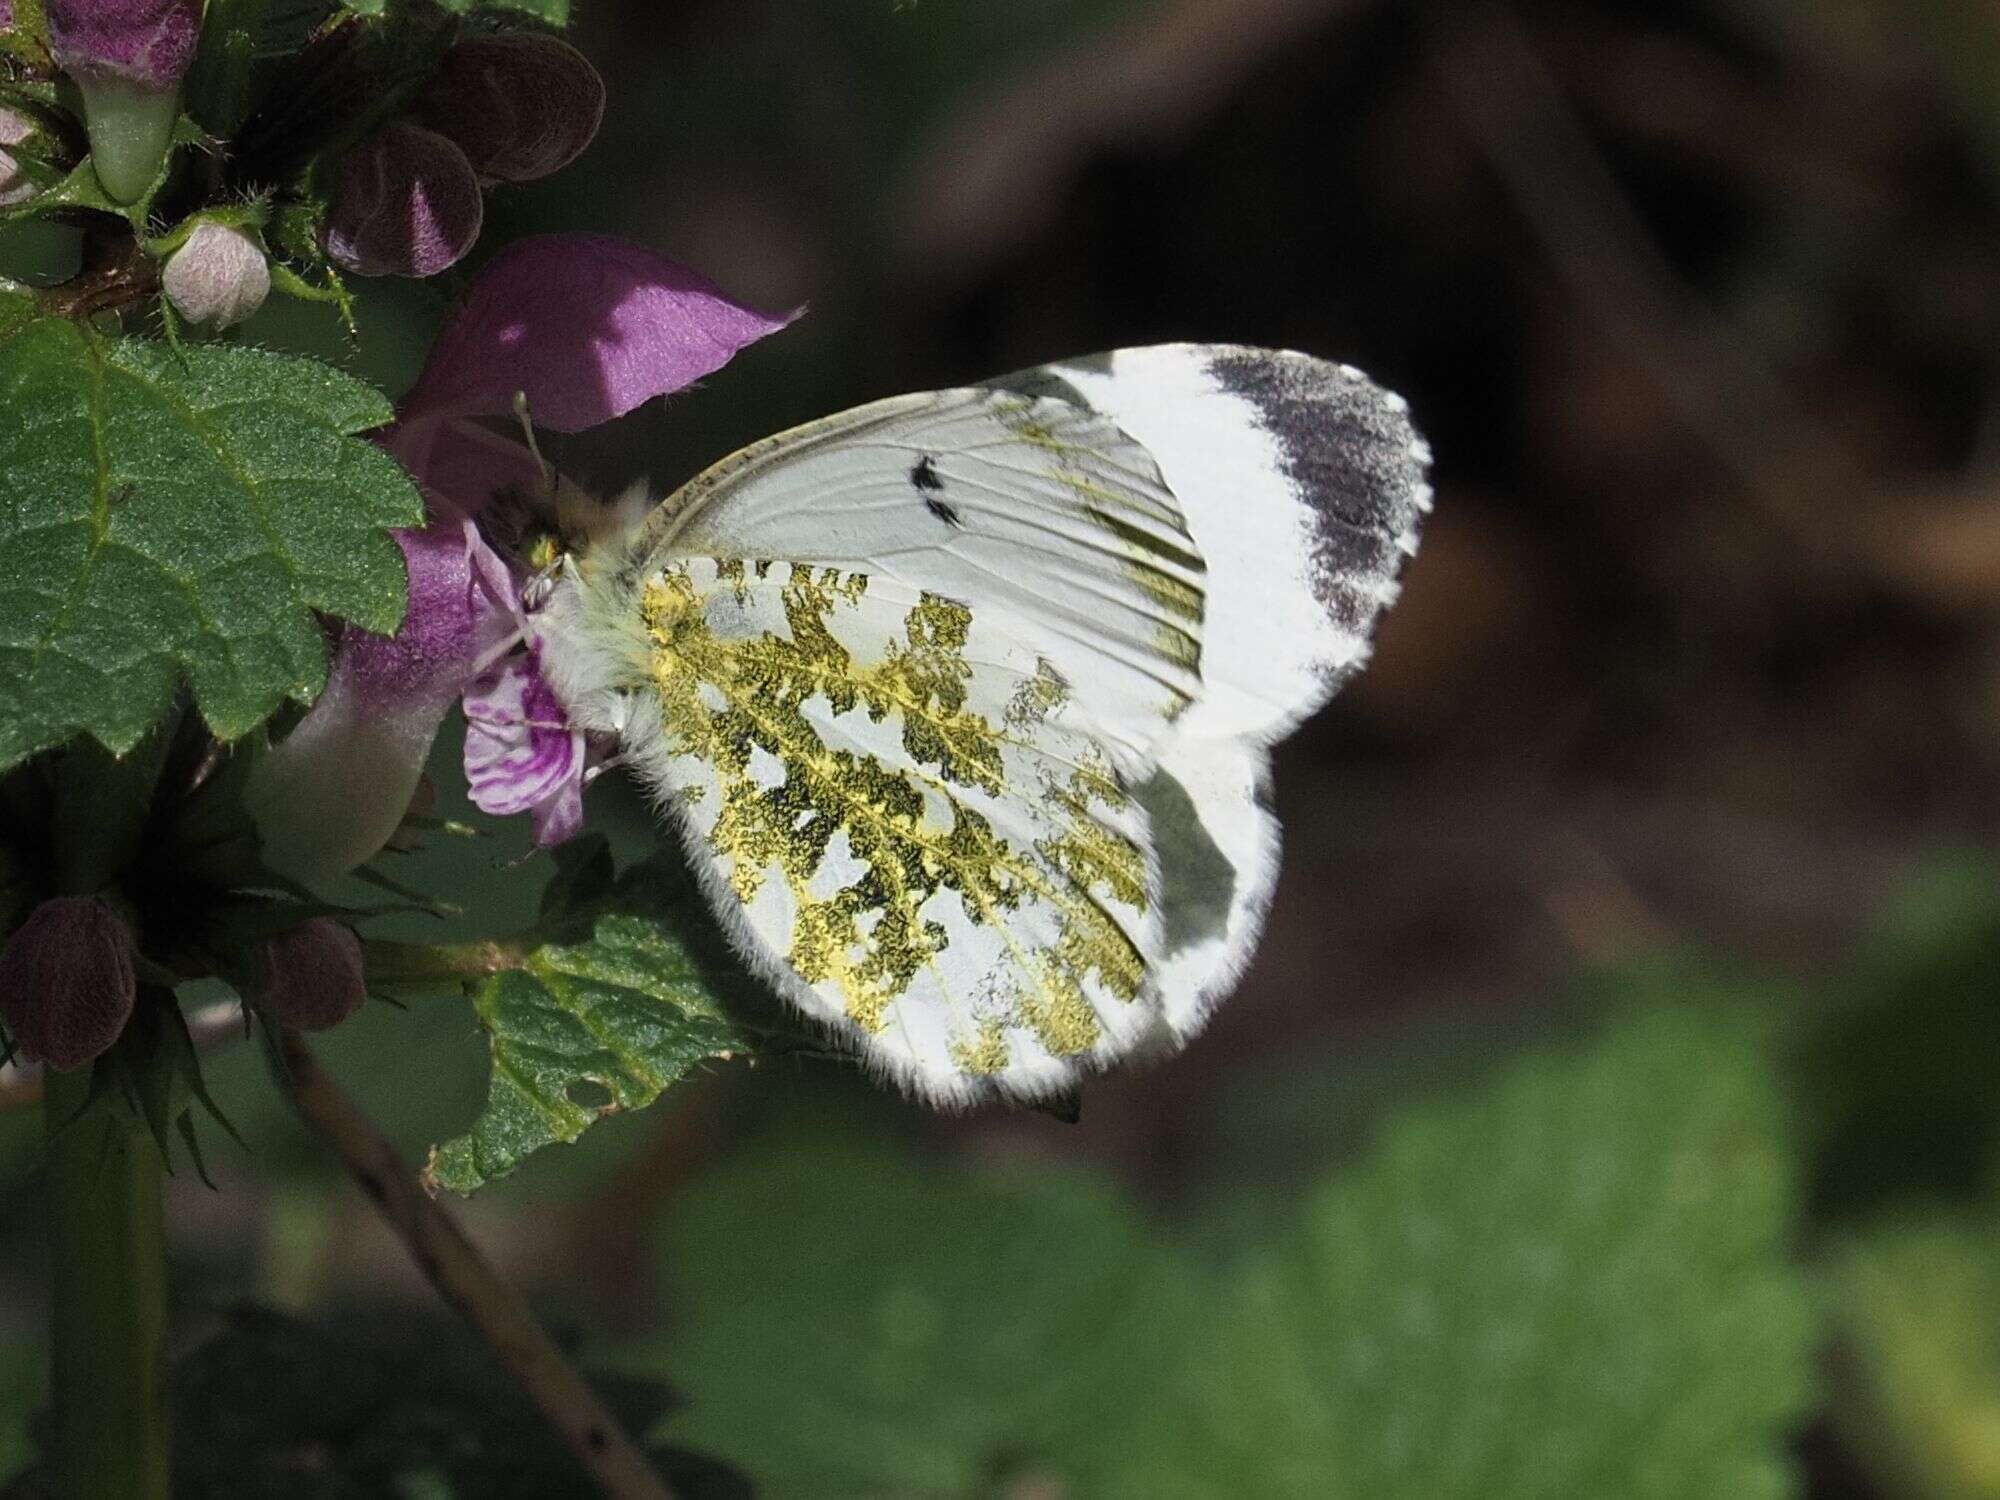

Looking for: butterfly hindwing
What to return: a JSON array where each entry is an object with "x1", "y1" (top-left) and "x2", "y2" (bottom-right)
[{"x1": 562, "y1": 556, "x2": 1169, "y2": 1103}]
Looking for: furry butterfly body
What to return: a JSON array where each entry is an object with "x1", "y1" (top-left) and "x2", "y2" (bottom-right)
[{"x1": 534, "y1": 344, "x2": 1431, "y2": 1104}]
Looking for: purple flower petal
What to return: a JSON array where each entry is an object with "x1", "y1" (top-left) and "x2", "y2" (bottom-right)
[
  {"x1": 47, "y1": 0, "x2": 199, "y2": 87},
  {"x1": 382, "y1": 416, "x2": 550, "y2": 519},
  {"x1": 416, "y1": 34, "x2": 606, "y2": 184},
  {"x1": 398, "y1": 233, "x2": 797, "y2": 433},
  {"x1": 248, "y1": 521, "x2": 524, "y2": 883},
  {"x1": 324, "y1": 123, "x2": 484, "y2": 280},
  {"x1": 463, "y1": 650, "x2": 587, "y2": 848}
]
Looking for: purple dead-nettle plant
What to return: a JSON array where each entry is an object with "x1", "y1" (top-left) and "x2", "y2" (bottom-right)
[
  {"x1": 248, "y1": 233, "x2": 794, "y2": 879},
  {"x1": 0, "y1": 11, "x2": 764, "y2": 1494}
]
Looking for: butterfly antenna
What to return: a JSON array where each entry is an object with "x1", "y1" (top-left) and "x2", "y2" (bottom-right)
[{"x1": 511, "y1": 390, "x2": 557, "y2": 500}]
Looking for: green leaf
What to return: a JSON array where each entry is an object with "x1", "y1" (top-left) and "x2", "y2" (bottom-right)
[
  {"x1": 1099, "y1": 1007, "x2": 1817, "y2": 1500},
  {"x1": 632, "y1": 1006, "x2": 1815, "y2": 1498},
  {"x1": 423, "y1": 899, "x2": 752, "y2": 1196},
  {"x1": 633, "y1": 1128, "x2": 1199, "y2": 1499},
  {"x1": 0, "y1": 318, "x2": 423, "y2": 770},
  {"x1": 7, "y1": 1305, "x2": 748, "y2": 1497},
  {"x1": 1830, "y1": 1211, "x2": 2000, "y2": 1500}
]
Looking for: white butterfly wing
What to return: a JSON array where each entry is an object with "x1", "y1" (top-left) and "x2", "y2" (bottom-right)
[
  {"x1": 537, "y1": 348, "x2": 1429, "y2": 1099},
  {"x1": 644, "y1": 388, "x2": 1206, "y2": 770},
  {"x1": 1043, "y1": 346, "x2": 1432, "y2": 1042},
  {"x1": 546, "y1": 555, "x2": 1173, "y2": 1105}
]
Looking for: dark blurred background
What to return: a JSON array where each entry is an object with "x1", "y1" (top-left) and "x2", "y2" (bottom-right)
[{"x1": 13, "y1": 1, "x2": 2000, "y2": 1494}]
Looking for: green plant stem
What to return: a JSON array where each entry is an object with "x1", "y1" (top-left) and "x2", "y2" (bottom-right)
[
  {"x1": 273, "y1": 1031, "x2": 675, "y2": 1500},
  {"x1": 43, "y1": 1066, "x2": 171, "y2": 1500}
]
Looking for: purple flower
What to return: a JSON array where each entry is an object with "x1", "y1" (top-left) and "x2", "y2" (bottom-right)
[
  {"x1": 0, "y1": 897, "x2": 137, "y2": 1071},
  {"x1": 47, "y1": 0, "x2": 199, "y2": 86},
  {"x1": 0, "y1": 3, "x2": 14, "y2": 31},
  {"x1": 464, "y1": 650, "x2": 587, "y2": 847},
  {"x1": 416, "y1": 34, "x2": 606, "y2": 185},
  {"x1": 249, "y1": 235, "x2": 793, "y2": 883},
  {"x1": 324, "y1": 122, "x2": 484, "y2": 279},
  {"x1": 47, "y1": 0, "x2": 200, "y2": 204},
  {"x1": 247, "y1": 519, "x2": 523, "y2": 883},
  {"x1": 251, "y1": 920, "x2": 367, "y2": 1033},
  {"x1": 399, "y1": 233, "x2": 798, "y2": 434}
]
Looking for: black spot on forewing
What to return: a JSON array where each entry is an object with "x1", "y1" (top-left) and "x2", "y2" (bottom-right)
[
  {"x1": 910, "y1": 454, "x2": 963, "y2": 526},
  {"x1": 1209, "y1": 348, "x2": 1429, "y2": 634}
]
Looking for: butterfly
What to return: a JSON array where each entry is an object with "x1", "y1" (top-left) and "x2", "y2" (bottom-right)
[{"x1": 532, "y1": 344, "x2": 1431, "y2": 1105}]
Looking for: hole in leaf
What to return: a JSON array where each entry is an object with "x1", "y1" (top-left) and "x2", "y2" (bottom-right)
[{"x1": 566, "y1": 1078, "x2": 614, "y2": 1111}]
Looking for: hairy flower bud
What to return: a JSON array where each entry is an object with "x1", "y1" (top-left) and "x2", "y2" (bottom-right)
[
  {"x1": 415, "y1": 34, "x2": 606, "y2": 184},
  {"x1": 0, "y1": 107, "x2": 35, "y2": 207},
  {"x1": 250, "y1": 919, "x2": 367, "y2": 1033},
  {"x1": 163, "y1": 222, "x2": 270, "y2": 328},
  {"x1": 324, "y1": 122, "x2": 484, "y2": 278},
  {"x1": 47, "y1": 0, "x2": 200, "y2": 204},
  {"x1": 0, "y1": 897, "x2": 137, "y2": 1071}
]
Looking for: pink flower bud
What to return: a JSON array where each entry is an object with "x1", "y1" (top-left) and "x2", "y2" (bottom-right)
[
  {"x1": 0, "y1": 3, "x2": 15, "y2": 31},
  {"x1": 415, "y1": 34, "x2": 605, "y2": 184},
  {"x1": 163, "y1": 222, "x2": 270, "y2": 328},
  {"x1": 47, "y1": 0, "x2": 200, "y2": 204},
  {"x1": 0, "y1": 897, "x2": 137, "y2": 1071},
  {"x1": 250, "y1": 919, "x2": 367, "y2": 1033},
  {"x1": 324, "y1": 122, "x2": 484, "y2": 279}
]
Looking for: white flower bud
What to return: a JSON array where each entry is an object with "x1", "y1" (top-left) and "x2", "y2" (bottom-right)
[
  {"x1": 0, "y1": 106, "x2": 39, "y2": 207},
  {"x1": 162, "y1": 222, "x2": 270, "y2": 329}
]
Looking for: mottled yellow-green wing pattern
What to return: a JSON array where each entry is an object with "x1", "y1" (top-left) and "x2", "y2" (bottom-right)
[{"x1": 606, "y1": 556, "x2": 1168, "y2": 1102}]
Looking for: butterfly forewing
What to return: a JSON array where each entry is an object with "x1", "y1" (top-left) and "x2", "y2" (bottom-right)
[{"x1": 643, "y1": 388, "x2": 1206, "y2": 770}]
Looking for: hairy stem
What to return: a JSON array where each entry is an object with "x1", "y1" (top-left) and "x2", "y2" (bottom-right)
[
  {"x1": 271, "y1": 1030, "x2": 674, "y2": 1500},
  {"x1": 43, "y1": 1066, "x2": 171, "y2": 1500}
]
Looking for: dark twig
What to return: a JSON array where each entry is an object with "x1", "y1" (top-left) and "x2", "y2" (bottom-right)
[{"x1": 272, "y1": 1029, "x2": 675, "y2": 1500}]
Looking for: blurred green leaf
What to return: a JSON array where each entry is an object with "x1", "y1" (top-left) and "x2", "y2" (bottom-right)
[
  {"x1": 0, "y1": 320, "x2": 422, "y2": 770},
  {"x1": 1102, "y1": 1007, "x2": 1817, "y2": 1500},
  {"x1": 1831, "y1": 1209, "x2": 2000, "y2": 1500},
  {"x1": 1797, "y1": 853, "x2": 2000, "y2": 1222},
  {"x1": 634, "y1": 1128, "x2": 1198, "y2": 1499},
  {"x1": 2, "y1": 1306, "x2": 747, "y2": 1498},
  {"x1": 423, "y1": 893, "x2": 752, "y2": 1196}
]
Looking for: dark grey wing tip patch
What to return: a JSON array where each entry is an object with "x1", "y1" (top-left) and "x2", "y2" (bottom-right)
[{"x1": 1206, "y1": 346, "x2": 1433, "y2": 637}]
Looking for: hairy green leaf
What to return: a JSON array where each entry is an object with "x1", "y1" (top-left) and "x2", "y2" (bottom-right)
[
  {"x1": 1100, "y1": 1007, "x2": 1817, "y2": 1500},
  {"x1": 0, "y1": 318, "x2": 422, "y2": 770},
  {"x1": 633, "y1": 1129, "x2": 1198, "y2": 1499},
  {"x1": 635, "y1": 1006, "x2": 1815, "y2": 1498},
  {"x1": 423, "y1": 902, "x2": 751, "y2": 1195}
]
